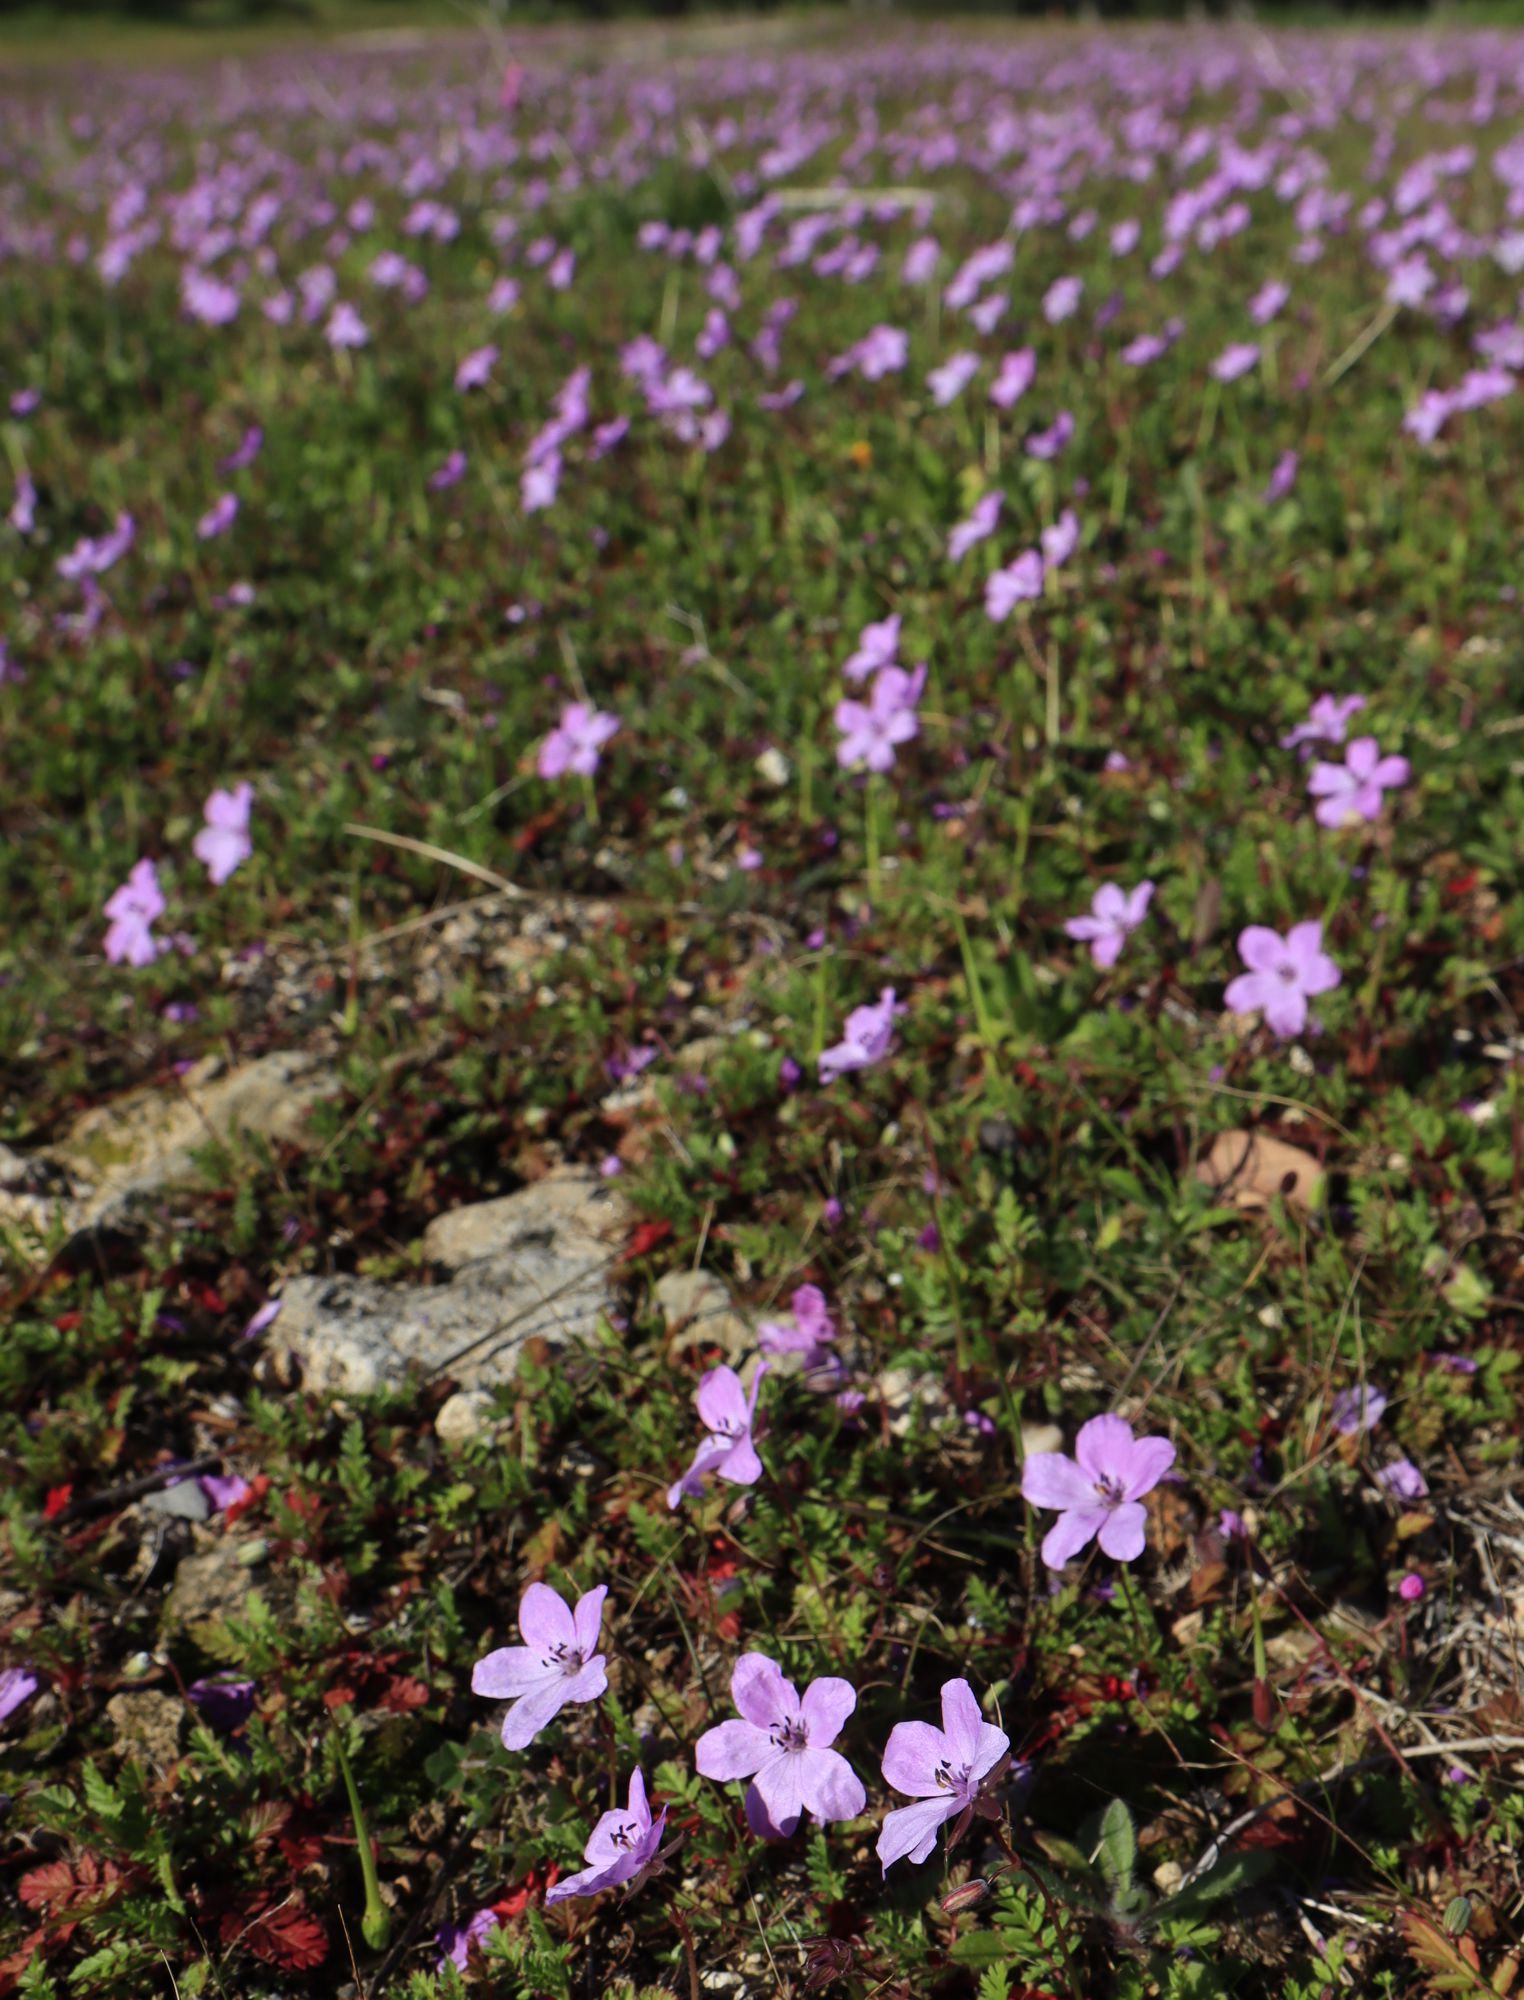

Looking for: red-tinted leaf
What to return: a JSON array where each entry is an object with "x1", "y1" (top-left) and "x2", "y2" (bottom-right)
[
  {"x1": 379, "y1": 1675, "x2": 429, "y2": 1714},
  {"x1": 19, "y1": 1854, "x2": 123, "y2": 1916},
  {"x1": 42, "y1": 1485, "x2": 73, "y2": 1520},
  {"x1": 220, "y1": 1891, "x2": 329, "y2": 1971}
]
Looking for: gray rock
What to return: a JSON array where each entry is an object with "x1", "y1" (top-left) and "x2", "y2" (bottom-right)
[
  {"x1": 143, "y1": 1479, "x2": 211, "y2": 1523},
  {"x1": 277, "y1": 1171, "x2": 629, "y2": 1399},
  {"x1": 105, "y1": 1690, "x2": 185, "y2": 1767},
  {"x1": 163, "y1": 1543, "x2": 254, "y2": 1636},
  {"x1": 435, "y1": 1388, "x2": 495, "y2": 1443}
]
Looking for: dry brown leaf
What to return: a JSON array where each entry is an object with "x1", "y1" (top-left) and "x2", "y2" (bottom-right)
[{"x1": 1194, "y1": 1129, "x2": 1323, "y2": 1214}]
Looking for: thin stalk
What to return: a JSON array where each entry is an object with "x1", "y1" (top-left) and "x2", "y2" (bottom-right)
[{"x1": 331, "y1": 1719, "x2": 392, "y2": 1951}]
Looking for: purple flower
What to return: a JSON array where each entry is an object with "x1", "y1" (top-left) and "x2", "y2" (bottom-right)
[
  {"x1": 57, "y1": 511, "x2": 134, "y2": 582},
  {"x1": 1021, "y1": 1413, "x2": 1176, "y2": 1569},
  {"x1": 927, "y1": 352, "x2": 979, "y2": 407},
  {"x1": 325, "y1": 303, "x2": 369, "y2": 349},
  {"x1": 545, "y1": 1768, "x2": 667, "y2": 1903},
  {"x1": 1282, "y1": 692, "x2": 1367, "y2": 753},
  {"x1": 1398, "y1": 1572, "x2": 1426, "y2": 1602},
  {"x1": 10, "y1": 388, "x2": 40, "y2": 418},
  {"x1": 1376, "y1": 1457, "x2": 1428, "y2": 1501},
  {"x1": 1263, "y1": 450, "x2": 1300, "y2": 502},
  {"x1": 0, "y1": 1668, "x2": 39, "y2": 1725},
  {"x1": 843, "y1": 613, "x2": 901, "y2": 684},
  {"x1": 1064, "y1": 880, "x2": 1154, "y2": 969},
  {"x1": 187, "y1": 1676, "x2": 256, "y2": 1732},
  {"x1": 428, "y1": 449, "x2": 467, "y2": 492},
  {"x1": 471, "y1": 1582, "x2": 609, "y2": 1751},
  {"x1": 758, "y1": 1284, "x2": 835, "y2": 1362},
  {"x1": 1248, "y1": 279, "x2": 1290, "y2": 325},
  {"x1": 181, "y1": 269, "x2": 240, "y2": 326},
  {"x1": 854, "y1": 324, "x2": 909, "y2": 380},
  {"x1": 538, "y1": 702, "x2": 619, "y2": 779},
  {"x1": 454, "y1": 344, "x2": 499, "y2": 393},
  {"x1": 694, "y1": 1653, "x2": 866, "y2": 1838},
  {"x1": 193, "y1": 782, "x2": 253, "y2": 885},
  {"x1": 1025, "y1": 411, "x2": 1074, "y2": 461},
  {"x1": 1330, "y1": 1385, "x2": 1387, "y2": 1435},
  {"x1": 9, "y1": 470, "x2": 36, "y2": 535},
  {"x1": 1041, "y1": 509, "x2": 1080, "y2": 569},
  {"x1": 985, "y1": 550, "x2": 1044, "y2": 621},
  {"x1": 819, "y1": 987, "x2": 897, "y2": 1082},
  {"x1": 436, "y1": 1909, "x2": 499, "y2": 1972},
  {"x1": 104, "y1": 858, "x2": 166, "y2": 966},
  {"x1": 1307, "y1": 737, "x2": 1410, "y2": 828},
  {"x1": 834, "y1": 664, "x2": 924, "y2": 772},
  {"x1": 1210, "y1": 341, "x2": 1261, "y2": 384},
  {"x1": 1043, "y1": 275, "x2": 1082, "y2": 324},
  {"x1": 989, "y1": 348, "x2": 1036, "y2": 411},
  {"x1": 877, "y1": 1678, "x2": 1009, "y2": 1872},
  {"x1": 243, "y1": 1297, "x2": 282, "y2": 1340},
  {"x1": 1224, "y1": 922, "x2": 1341, "y2": 1038},
  {"x1": 200, "y1": 1471, "x2": 252, "y2": 1513},
  {"x1": 947, "y1": 490, "x2": 1003, "y2": 562},
  {"x1": 668, "y1": 1364, "x2": 768, "y2": 1509},
  {"x1": 221, "y1": 426, "x2": 264, "y2": 474}
]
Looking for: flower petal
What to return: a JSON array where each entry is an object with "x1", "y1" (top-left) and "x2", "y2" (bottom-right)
[
  {"x1": 732, "y1": 1652, "x2": 796, "y2": 1728},
  {"x1": 1041, "y1": 1507, "x2": 1106, "y2": 1569},
  {"x1": 1074, "y1": 1413, "x2": 1136, "y2": 1482},
  {"x1": 499, "y1": 1677, "x2": 569, "y2": 1752},
  {"x1": 517, "y1": 1582, "x2": 575, "y2": 1652},
  {"x1": 1020, "y1": 1452, "x2": 1095, "y2": 1511},
  {"x1": 882, "y1": 1719, "x2": 952, "y2": 1798},
  {"x1": 800, "y1": 1676, "x2": 857, "y2": 1749},
  {"x1": 1121, "y1": 1434, "x2": 1176, "y2": 1501},
  {"x1": 799, "y1": 1745, "x2": 867, "y2": 1823},
  {"x1": 1236, "y1": 926, "x2": 1286, "y2": 973},
  {"x1": 695, "y1": 1365, "x2": 749, "y2": 1435},
  {"x1": 939, "y1": 1679, "x2": 986, "y2": 1768},
  {"x1": 877, "y1": 1795, "x2": 955, "y2": 1871},
  {"x1": 1097, "y1": 1500, "x2": 1149, "y2": 1562},
  {"x1": 471, "y1": 1646, "x2": 549, "y2": 1699},
  {"x1": 694, "y1": 1718, "x2": 773, "y2": 1781},
  {"x1": 573, "y1": 1586, "x2": 607, "y2": 1660}
]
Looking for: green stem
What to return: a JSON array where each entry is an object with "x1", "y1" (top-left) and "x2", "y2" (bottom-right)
[{"x1": 331, "y1": 1718, "x2": 392, "y2": 1951}]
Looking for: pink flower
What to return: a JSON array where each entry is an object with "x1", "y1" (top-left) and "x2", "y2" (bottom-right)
[
  {"x1": 989, "y1": 348, "x2": 1036, "y2": 411},
  {"x1": 436, "y1": 1909, "x2": 498, "y2": 1972},
  {"x1": 538, "y1": 702, "x2": 619, "y2": 779},
  {"x1": 1307, "y1": 737, "x2": 1410, "y2": 827},
  {"x1": 1022, "y1": 1413, "x2": 1176, "y2": 1569},
  {"x1": 1224, "y1": 921, "x2": 1341, "y2": 1037},
  {"x1": 104, "y1": 858, "x2": 167, "y2": 966},
  {"x1": 1043, "y1": 275, "x2": 1082, "y2": 324},
  {"x1": 1064, "y1": 880, "x2": 1153, "y2": 969},
  {"x1": 694, "y1": 1654, "x2": 866, "y2": 1838},
  {"x1": 196, "y1": 493, "x2": 239, "y2": 541},
  {"x1": 927, "y1": 352, "x2": 979, "y2": 407},
  {"x1": 1281, "y1": 692, "x2": 1367, "y2": 753},
  {"x1": 545, "y1": 1769, "x2": 668, "y2": 1903},
  {"x1": 985, "y1": 550, "x2": 1044, "y2": 621},
  {"x1": 0, "y1": 1667, "x2": 40, "y2": 1725},
  {"x1": 668, "y1": 1363, "x2": 768, "y2": 1508},
  {"x1": 758, "y1": 1284, "x2": 835, "y2": 1361},
  {"x1": 842, "y1": 613, "x2": 901, "y2": 684},
  {"x1": 1398, "y1": 1572, "x2": 1426, "y2": 1602},
  {"x1": 454, "y1": 343, "x2": 498, "y2": 392},
  {"x1": 947, "y1": 490, "x2": 1003, "y2": 562},
  {"x1": 428, "y1": 449, "x2": 468, "y2": 491},
  {"x1": 1210, "y1": 341, "x2": 1261, "y2": 383},
  {"x1": 1376, "y1": 1458, "x2": 1428, "y2": 1501},
  {"x1": 471, "y1": 1581, "x2": 608, "y2": 1750},
  {"x1": 819, "y1": 987, "x2": 897, "y2": 1082},
  {"x1": 1040, "y1": 509, "x2": 1079, "y2": 569},
  {"x1": 325, "y1": 302, "x2": 369, "y2": 349},
  {"x1": 1249, "y1": 279, "x2": 1290, "y2": 325},
  {"x1": 1024, "y1": 411, "x2": 1073, "y2": 461},
  {"x1": 193, "y1": 782, "x2": 254, "y2": 885},
  {"x1": 877, "y1": 1679, "x2": 1009, "y2": 1872},
  {"x1": 834, "y1": 665, "x2": 924, "y2": 772}
]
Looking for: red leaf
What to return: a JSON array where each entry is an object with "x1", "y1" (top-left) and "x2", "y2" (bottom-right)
[
  {"x1": 18, "y1": 1854, "x2": 123, "y2": 1916},
  {"x1": 620, "y1": 1219, "x2": 672, "y2": 1264},
  {"x1": 0, "y1": 1926, "x2": 51, "y2": 1998},
  {"x1": 224, "y1": 1473, "x2": 270, "y2": 1527},
  {"x1": 220, "y1": 1891, "x2": 329, "y2": 1971},
  {"x1": 379, "y1": 1675, "x2": 430, "y2": 1713},
  {"x1": 42, "y1": 1485, "x2": 73, "y2": 1520}
]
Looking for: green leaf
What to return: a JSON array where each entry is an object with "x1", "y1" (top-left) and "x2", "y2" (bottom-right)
[{"x1": 1094, "y1": 1797, "x2": 1137, "y2": 1898}]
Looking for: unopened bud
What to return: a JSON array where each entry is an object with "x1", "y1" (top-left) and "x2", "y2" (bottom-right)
[{"x1": 941, "y1": 1878, "x2": 991, "y2": 1915}]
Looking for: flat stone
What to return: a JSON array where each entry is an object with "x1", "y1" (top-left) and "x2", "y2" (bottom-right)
[
  {"x1": 277, "y1": 1171, "x2": 629, "y2": 1399},
  {"x1": 105, "y1": 1690, "x2": 185, "y2": 1767},
  {"x1": 435, "y1": 1388, "x2": 495, "y2": 1443},
  {"x1": 656, "y1": 1269, "x2": 753, "y2": 1359},
  {"x1": 163, "y1": 1543, "x2": 254, "y2": 1637},
  {"x1": 143, "y1": 1479, "x2": 210, "y2": 1523}
]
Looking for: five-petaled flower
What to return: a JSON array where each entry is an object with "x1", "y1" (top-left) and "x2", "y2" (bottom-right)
[
  {"x1": 545, "y1": 1768, "x2": 668, "y2": 1903},
  {"x1": 103, "y1": 858, "x2": 167, "y2": 966},
  {"x1": 1307, "y1": 736, "x2": 1410, "y2": 828},
  {"x1": 472, "y1": 1582, "x2": 609, "y2": 1750},
  {"x1": 877, "y1": 1678, "x2": 1010, "y2": 1872},
  {"x1": 758, "y1": 1284, "x2": 836, "y2": 1363},
  {"x1": 668, "y1": 1364, "x2": 768, "y2": 1509},
  {"x1": 538, "y1": 702, "x2": 620, "y2": 779},
  {"x1": 1281, "y1": 692, "x2": 1367, "y2": 754},
  {"x1": 834, "y1": 664, "x2": 924, "y2": 772},
  {"x1": 193, "y1": 782, "x2": 254, "y2": 885},
  {"x1": 819, "y1": 986, "x2": 898, "y2": 1082},
  {"x1": 842, "y1": 613, "x2": 901, "y2": 683},
  {"x1": 1021, "y1": 1413, "x2": 1176, "y2": 1569},
  {"x1": 694, "y1": 1653, "x2": 866, "y2": 1838},
  {"x1": 1224, "y1": 921, "x2": 1341, "y2": 1038},
  {"x1": 1064, "y1": 880, "x2": 1154, "y2": 969}
]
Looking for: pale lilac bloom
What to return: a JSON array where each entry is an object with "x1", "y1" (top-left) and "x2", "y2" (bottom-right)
[
  {"x1": 196, "y1": 493, "x2": 238, "y2": 541},
  {"x1": 901, "y1": 236, "x2": 940, "y2": 285},
  {"x1": 0, "y1": 1668, "x2": 39, "y2": 1724},
  {"x1": 834, "y1": 665, "x2": 924, "y2": 772},
  {"x1": 1263, "y1": 450, "x2": 1300, "y2": 502},
  {"x1": 694, "y1": 1653, "x2": 866, "y2": 1838},
  {"x1": 1281, "y1": 692, "x2": 1367, "y2": 753},
  {"x1": 989, "y1": 348, "x2": 1036, "y2": 411},
  {"x1": 1064, "y1": 880, "x2": 1153, "y2": 969},
  {"x1": 842, "y1": 613, "x2": 900, "y2": 683},
  {"x1": 200, "y1": 1471, "x2": 252, "y2": 1512},
  {"x1": 545, "y1": 1769, "x2": 667, "y2": 1903},
  {"x1": 488, "y1": 277, "x2": 520, "y2": 314},
  {"x1": 948, "y1": 490, "x2": 1003, "y2": 562},
  {"x1": 522, "y1": 452, "x2": 561, "y2": 513},
  {"x1": 428, "y1": 450, "x2": 468, "y2": 492},
  {"x1": 758, "y1": 1284, "x2": 835, "y2": 1361},
  {"x1": 57, "y1": 512, "x2": 134, "y2": 582},
  {"x1": 1307, "y1": 737, "x2": 1410, "y2": 827},
  {"x1": 1111, "y1": 219, "x2": 1141, "y2": 256},
  {"x1": 985, "y1": 550, "x2": 1044, "y2": 621},
  {"x1": 1210, "y1": 342, "x2": 1261, "y2": 384},
  {"x1": 1041, "y1": 509, "x2": 1079, "y2": 568},
  {"x1": 221, "y1": 426, "x2": 263, "y2": 473},
  {"x1": 10, "y1": 388, "x2": 40, "y2": 418},
  {"x1": 325, "y1": 303, "x2": 369, "y2": 349},
  {"x1": 1248, "y1": 279, "x2": 1290, "y2": 325},
  {"x1": 1376, "y1": 1458, "x2": 1428, "y2": 1500},
  {"x1": 819, "y1": 987, "x2": 897, "y2": 1082},
  {"x1": 877, "y1": 1679, "x2": 1009, "y2": 1872},
  {"x1": 927, "y1": 353, "x2": 979, "y2": 407},
  {"x1": 1331, "y1": 1385, "x2": 1387, "y2": 1435},
  {"x1": 591, "y1": 418, "x2": 629, "y2": 461},
  {"x1": 9, "y1": 470, "x2": 36, "y2": 535},
  {"x1": 454, "y1": 344, "x2": 499, "y2": 392},
  {"x1": 1043, "y1": 275, "x2": 1083, "y2": 324},
  {"x1": 538, "y1": 702, "x2": 619, "y2": 779},
  {"x1": 667, "y1": 1364, "x2": 768, "y2": 1509},
  {"x1": 181, "y1": 268, "x2": 240, "y2": 326},
  {"x1": 1224, "y1": 922, "x2": 1341, "y2": 1038},
  {"x1": 436, "y1": 1909, "x2": 499, "y2": 1972},
  {"x1": 471, "y1": 1582, "x2": 608, "y2": 1751},
  {"x1": 1022, "y1": 1413, "x2": 1176, "y2": 1569},
  {"x1": 193, "y1": 782, "x2": 254, "y2": 885},
  {"x1": 243, "y1": 1298, "x2": 282, "y2": 1341},
  {"x1": 1025, "y1": 411, "x2": 1074, "y2": 460},
  {"x1": 967, "y1": 292, "x2": 1008, "y2": 335},
  {"x1": 103, "y1": 858, "x2": 167, "y2": 967}
]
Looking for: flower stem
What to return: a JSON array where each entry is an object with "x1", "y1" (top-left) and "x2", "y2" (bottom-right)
[{"x1": 330, "y1": 1716, "x2": 392, "y2": 1951}]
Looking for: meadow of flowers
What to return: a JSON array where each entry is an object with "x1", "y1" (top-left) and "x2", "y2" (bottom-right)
[{"x1": 3, "y1": 17, "x2": 1524, "y2": 1999}]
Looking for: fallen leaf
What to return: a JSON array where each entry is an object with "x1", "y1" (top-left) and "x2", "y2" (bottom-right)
[{"x1": 1194, "y1": 1129, "x2": 1323, "y2": 1214}]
